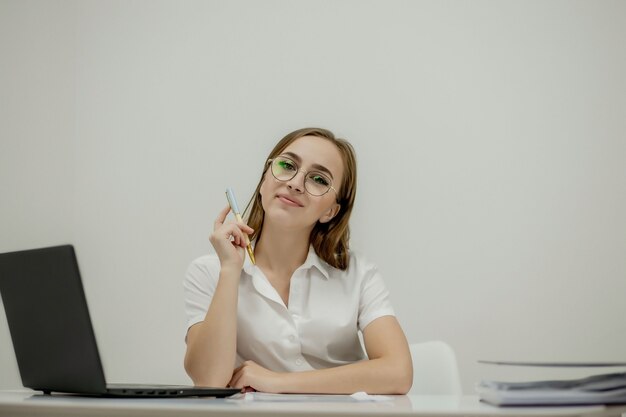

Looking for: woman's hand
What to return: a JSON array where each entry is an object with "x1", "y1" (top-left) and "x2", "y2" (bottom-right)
[
  {"x1": 229, "y1": 361, "x2": 285, "y2": 393},
  {"x1": 209, "y1": 205, "x2": 254, "y2": 271}
]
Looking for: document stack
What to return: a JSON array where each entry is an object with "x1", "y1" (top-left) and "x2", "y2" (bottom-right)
[{"x1": 476, "y1": 361, "x2": 626, "y2": 406}]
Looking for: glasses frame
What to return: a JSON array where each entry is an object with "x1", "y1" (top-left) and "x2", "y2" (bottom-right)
[{"x1": 267, "y1": 157, "x2": 338, "y2": 198}]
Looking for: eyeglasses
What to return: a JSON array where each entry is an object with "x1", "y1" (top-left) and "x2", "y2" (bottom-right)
[{"x1": 268, "y1": 156, "x2": 338, "y2": 197}]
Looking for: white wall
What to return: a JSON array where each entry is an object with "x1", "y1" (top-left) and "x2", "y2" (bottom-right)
[
  {"x1": 0, "y1": 0, "x2": 76, "y2": 388},
  {"x1": 1, "y1": 0, "x2": 625, "y2": 393}
]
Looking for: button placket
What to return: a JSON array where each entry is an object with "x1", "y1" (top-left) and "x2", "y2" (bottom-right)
[{"x1": 288, "y1": 271, "x2": 302, "y2": 316}]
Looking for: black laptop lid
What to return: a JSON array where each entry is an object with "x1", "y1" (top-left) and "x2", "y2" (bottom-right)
[{"x1": 0, "y1": 245, "x2": 107, "y2": 394}]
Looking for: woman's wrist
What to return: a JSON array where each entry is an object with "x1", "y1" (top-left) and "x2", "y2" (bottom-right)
[
  {"x1": 277, "y1": 371, "x2": 300, "y2": 393},
  {"x1": 219, "y1": 264, "x2": 243, "y2": 279}
]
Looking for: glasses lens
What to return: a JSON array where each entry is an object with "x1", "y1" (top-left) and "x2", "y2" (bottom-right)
[
  {"x1": 304, "y1": 172, "x2": 332, "y2": 196},
  {"x1": 271, "y1": 157, "x2": 297, "y2": 181},
  {"x1": 270, "y1": 157, "x2": 333, "y2": 196}
]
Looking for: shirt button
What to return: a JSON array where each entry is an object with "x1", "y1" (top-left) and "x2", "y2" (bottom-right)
[
  {"x1": 288, "y1": 335, "x2": 296, "y2": 342},
  {"x1": 295, "y1": 358, "x2": 303, "y2": 366}
]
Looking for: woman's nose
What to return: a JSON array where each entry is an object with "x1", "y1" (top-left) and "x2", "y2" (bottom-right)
[{"x1": 286, "y1": 171, "x2": 306, "y2": 193}]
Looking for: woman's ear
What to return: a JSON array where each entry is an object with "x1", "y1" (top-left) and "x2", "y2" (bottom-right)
[{"x1": 319, "y1": 203, "x2": 341, "y2": 224}]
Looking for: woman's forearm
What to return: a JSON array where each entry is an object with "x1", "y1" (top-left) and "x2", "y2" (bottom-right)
[
  {"x1": 184, "y1": 266, "x2": 240, "y2": 387},
  {"x1": 278, "y1": 316, "x2": 413, "y2": 394},
  {"x1": 281, "y1": 356, "x2": 412, "y2": 395},
  {"x1": 228, "y1": 316, "x2": 413, "y2": 394}
]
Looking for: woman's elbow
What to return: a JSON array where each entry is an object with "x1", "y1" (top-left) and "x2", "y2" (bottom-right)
[
  {"x1": 183, "y1": 352, "x2": 198, "y2": 382},
  {"x1": 184, "y1": 355, "x2": 229, "y2": 388},
  {"x1": 390, "y1": 361, "x2": 413, "y2": 394},
  {"x1": 395, "y1": 377, "x2": 412, "y2": 395},
  {"x1": 392, "y1": 371, "x2": 413, "y2": 394},
  {"x1": 183, "y1": 357, "x2": 202, "y2": 386},
  {"x1": 185, "y1": 366, "x2": 229, "y2": 388}
]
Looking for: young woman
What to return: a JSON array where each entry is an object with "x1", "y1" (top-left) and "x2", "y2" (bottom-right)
[{"x1": 183, "y1": 128, "x2": 412, "y2": 394}]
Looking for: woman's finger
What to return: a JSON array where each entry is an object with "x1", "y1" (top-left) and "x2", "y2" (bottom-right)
[
  {"x1": 216, "y1": 223, "x2": 245, "y2": 243},
  {"x1": 215, "y1": 220, "x2": 253, "y2": 244},
  {"x1": 229, "y1": 370, "x2": 243, "y2": 388},
  {"x1": 229, "y1": 228, "x2": 248, "y2": 248},
  {"x1": 213, "y1": 205, "x2": 232, "y2": 230},
  {"x1": 235, "y1": 221, "x2": 254, "y2": 235},
  {"x1": 223, "y1": 224, "x2": 253, "y2": 249}
]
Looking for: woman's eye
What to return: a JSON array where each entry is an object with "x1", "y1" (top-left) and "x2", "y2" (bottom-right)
[
  {"x1": 311, "y1": 175, "x2": 329, "y2": 186},
  {"x1": 278, "y1": 160, "x2": 296, "y2": 171}
]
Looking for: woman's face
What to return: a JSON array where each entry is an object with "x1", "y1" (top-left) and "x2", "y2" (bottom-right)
[{"x1": 259, "y1": 135, "x2": 344, "y2": 232}]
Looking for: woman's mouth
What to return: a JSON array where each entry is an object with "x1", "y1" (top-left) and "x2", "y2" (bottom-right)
[{"x1": 276, "y1": 194, "x2": 303, "y2": 207}]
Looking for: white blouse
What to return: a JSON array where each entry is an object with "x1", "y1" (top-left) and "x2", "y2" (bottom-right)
[{"x1": 183, "y1": 246, "x2": 395, "y2": 372}]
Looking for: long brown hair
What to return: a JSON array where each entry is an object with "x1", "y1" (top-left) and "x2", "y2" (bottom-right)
[{"x1": 243, "y1": 128, "x2": 357, "y2": 270}]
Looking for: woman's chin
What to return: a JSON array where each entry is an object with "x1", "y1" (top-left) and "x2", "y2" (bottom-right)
[{"x1": 264, "y1": 210, "x2": 315, "y2": 231}]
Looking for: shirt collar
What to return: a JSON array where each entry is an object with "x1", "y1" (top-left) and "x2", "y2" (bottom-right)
[
  {"x1": 299, "y1": 246, "x2": 331, "y2": 280},
  {"x1": 242, "y1": 248, "x2": 256, "y2": 276},
  {"x1": 242, "y1": 245, "x2": 331, "y2": 280}
]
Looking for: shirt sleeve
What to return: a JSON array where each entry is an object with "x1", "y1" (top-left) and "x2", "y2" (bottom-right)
[
  {"x1": 183, "y1": 256, "x2": 219, "y2": 336},
  {"x1": 357, "y1": 261, "x2": 396, "y2": 332}
]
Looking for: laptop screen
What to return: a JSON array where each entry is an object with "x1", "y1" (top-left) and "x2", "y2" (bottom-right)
[{"x1": 0, "y1": 245, "x2": 108, "y2": 394}]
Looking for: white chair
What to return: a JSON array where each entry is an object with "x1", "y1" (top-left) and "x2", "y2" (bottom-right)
[{"x1": 409, "y1": 341, "x2": 463, "y2": 395}]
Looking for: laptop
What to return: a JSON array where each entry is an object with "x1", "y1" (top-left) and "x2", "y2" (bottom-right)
[{"x1": 0, "y1": 245, "x2": 240, "y2": 398}]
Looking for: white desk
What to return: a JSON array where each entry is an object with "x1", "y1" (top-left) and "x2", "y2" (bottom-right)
[{"x1": 1, "y1": 391, "x2": 625, "y2": 417}]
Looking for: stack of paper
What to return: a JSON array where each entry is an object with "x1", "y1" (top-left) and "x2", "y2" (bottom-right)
[{"x1": 476, "y1": 361, "x2": 626, "y2": 406}]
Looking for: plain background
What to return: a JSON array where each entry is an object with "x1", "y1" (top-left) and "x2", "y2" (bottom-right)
[{"x1": 1, "y1": 0, "x2": 625, "y2": 393}]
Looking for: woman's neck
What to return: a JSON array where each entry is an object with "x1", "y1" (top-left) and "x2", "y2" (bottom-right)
[{"x1": 254, "y1": 221, "x2": 311, "y2": 277}]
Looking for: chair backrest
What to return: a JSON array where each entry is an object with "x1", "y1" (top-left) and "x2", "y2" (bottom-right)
[{"x1": 409, "y1": 341, "x2": 463, "y2": 395}]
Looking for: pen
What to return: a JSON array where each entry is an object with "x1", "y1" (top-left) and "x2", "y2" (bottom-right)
[{"x1": 225, "y1": 188, "x2": 256, "y2": 264}]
